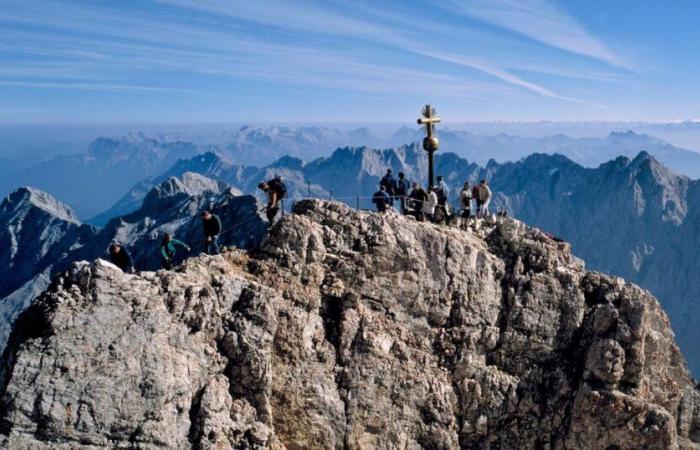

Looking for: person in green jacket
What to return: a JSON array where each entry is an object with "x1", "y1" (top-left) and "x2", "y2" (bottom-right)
[{"x1": 160, "y1": 233, "x2": 191, "y2": 270}]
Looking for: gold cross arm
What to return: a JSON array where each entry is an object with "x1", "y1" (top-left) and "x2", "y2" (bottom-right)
[{"x1": 417, "y1": 116, "x2": 441, "y2": 125}]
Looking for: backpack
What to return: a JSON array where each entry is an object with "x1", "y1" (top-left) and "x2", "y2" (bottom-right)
[{"x1": 269, "y1": 178, "x2": 287, "y2": 197}]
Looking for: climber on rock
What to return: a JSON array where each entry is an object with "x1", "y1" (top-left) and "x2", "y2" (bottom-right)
[
  {"x1": 408, "y1": 182, "x2": 428, "y2": 221},
  {"x1": 159, "y1": 233, "x2": 191, "y2": 270},
  {"x1": 200, "y1": 210, "x2": 222, "y2": 255},
  {"x1": 258, "y1": 175, "x2": 287, "y2": 226},
  {"x1": 108, "y1": 243, "x2": 134, "y2": 273},
  {"x1": 477, "y1": 179, "x2": 492, "y2": 219},
  {"x1": 460, "y1": 182, "x2": 472, "y2": 229},
  {"x1": 396, "y1": 172, "x2": 410, "y2": 214},
  {"x1": 372, "y1": 184, "x2": 392, "y2": 212}
]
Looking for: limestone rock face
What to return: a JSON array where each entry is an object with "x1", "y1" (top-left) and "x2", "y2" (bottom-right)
[{"x1": 1, "y1": 200, "x2": 699, "y2": 449}]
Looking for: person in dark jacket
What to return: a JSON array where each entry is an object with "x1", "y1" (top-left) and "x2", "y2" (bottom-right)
[
  {"x1": 201, "y1": 210, "x2": 222, "y2": 255},
  {"x1": 408, "y1": 182, "x2": 428, "y2": 221},
  {"x1": 258, "y1": 175, "x2": 287, "y2": 226},
  {"x1": 109, "y1": 243, "x2": 134, "y2": 273},
  {"x1": 380, "y1": 169, "x2": 397, "y2": 200},
  {"x1": 396, "y1": 172, "x2": 410, "y2": 214},
  {"x1": 372, "y1": 184, "x2": 392, "y2": 212},
  {"x1": 160, "y1": 233, "x2": 191, "y2": 270}
]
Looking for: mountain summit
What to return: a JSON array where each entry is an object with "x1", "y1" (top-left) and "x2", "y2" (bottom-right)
[{"x1": 1, "y1": 200, "x2": 698, "y2": 449}]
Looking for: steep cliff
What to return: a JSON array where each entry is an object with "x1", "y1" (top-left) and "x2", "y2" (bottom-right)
[{"x1": 1, "y1": 200, "x2": 698, "y2": 449}]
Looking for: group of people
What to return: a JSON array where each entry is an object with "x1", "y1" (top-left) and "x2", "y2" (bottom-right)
[
  {"x1": 107, "y1": 174, "x2": 290, "y2": 274},
  {"x1": 108, "y1": 209, "x2": 223, "y2": 273},
  {"x1": 372, "y1": 169, "x2": 493, "y2": 225}
]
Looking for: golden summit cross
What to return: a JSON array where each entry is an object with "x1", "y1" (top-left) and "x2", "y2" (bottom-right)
[{"x1": 417, "y1": 104, "x2": 441, "y2": 188}]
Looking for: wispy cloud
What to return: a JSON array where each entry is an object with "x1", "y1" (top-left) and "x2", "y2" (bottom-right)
[
  {"x1": 0, "y1": 0, "x2": 628, "y2": 111},
  {"x1": 0, "y1": 80, "x2": 191, "y2": 93},
  {"x1": 440, "y1": 0, "x2": 630, "y2": 69},
  {"x1": 152, "y1": 0, "x2": 609, "y2": 104}
]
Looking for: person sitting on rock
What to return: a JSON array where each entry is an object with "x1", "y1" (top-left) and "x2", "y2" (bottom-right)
[
  {"x1": 424, "y1": 186, "x2": 438, "y2": 222},
  {"x1": 160, "y1": 233, "x2": 191, "y2": 270},
  {"x1": 372, "y1": 184, "x2": 392, "y2": 212},
  {"x1": 109, "y1": 243, "x2": 134, "y2": 273},
  {"x1": 200, "y1": 210, "x2": 222, "y2": 255},
  {"x1": 408, "y1": 182, "x2": 428, "y2": 221},
  {"x1": 258, "y1": 175, "x2": 287, "y2": 226},
  {"x1": 459, "y1": 182, "x2": 472, "y2": 229}
]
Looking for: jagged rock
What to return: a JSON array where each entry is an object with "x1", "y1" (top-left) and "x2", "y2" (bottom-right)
[
  {"x1": 0, "y1": 175, "x2": 267, "y2": 363},
  {"x1": 0, "y1": 200, "x2": 698, "y2": 449}
]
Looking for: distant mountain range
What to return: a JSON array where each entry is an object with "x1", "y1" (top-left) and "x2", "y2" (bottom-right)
[
  {"x1": 4, "y1": 126, "x2": 700, "y2": 220},
  {"x1": 0, "y1": 173, "x2": 267, "y2": 356}
]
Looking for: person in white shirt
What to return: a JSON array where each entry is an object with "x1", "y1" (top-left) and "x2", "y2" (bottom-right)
[{"x1": 424, "y1": 186, "x2": 438, "y2": 222}]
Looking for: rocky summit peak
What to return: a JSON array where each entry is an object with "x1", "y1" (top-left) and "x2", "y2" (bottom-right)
[
  {"x1": 2, "y1": 186, "x2": 80, "y2": 224},
  {"x1": 1, "y1": 200, "x2": 699, "y2": 449},
  {"x1": 140, "y1": 172, "x2": 236, "y2": 212}
]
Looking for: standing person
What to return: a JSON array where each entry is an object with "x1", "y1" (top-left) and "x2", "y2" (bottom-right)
[
  {"x1": 459, "y1": 182, "x2": 472, "y2": 229},
  {"x1": 408, "y1": 182, "x2": 428, "y2": 221},
  {"x1": 108, "y1": 243, "x2": 134, "y2": 273},
  {"x1": 478, "y1": 179, "x2": 492, "y2": 218},
  {"x1": 436, "y1": 176, "x2": 450, "y2": 223},
  {"x1": 372, "y1": 184, "x2": 392, "y2": 212},
  {"x1": 380, "y1": 169, "x2": 397, "y2": 203},
  {"x1": 424, "y1": 186, "x2": 438, "y2": 223},
  {"x1": 258, "y1": 175, "x2": 287, "y2": 226},
  {"x1": 200, "y1": 210, "x2": 222, "y2": 255},
  {"x1": 472, "y1": 183, "x2": 482, "y2": 219},
  {"x1": 159, "y1": 233, "x2": 191, "y2": 270},
  {"x1": 396, "y1": 172, "x2": 410, "y2": 214}
]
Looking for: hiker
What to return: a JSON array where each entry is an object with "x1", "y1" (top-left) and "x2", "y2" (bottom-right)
[
  {"x1": 408, "y1": 182, "x2": 428, "y2": 221},
  {"x1": 201, "y1": 210, "x2": 222, "y2": 255},
  {"x1": 160, "y1": 233, "x2": 191, "y2": 270},
  {"x1": 380, "y1": 169, "x2": 397, "y2": 201},
  {"x1": 477, "y1": 179, "x2": 492, "y2": 218},
  {"x1": 472, "y1": 183, "x2": 481, "y2": 217},
  {"x1": 258, "y1": 175, "x2": 287, "y2": 225},
  {"x1": 459, "y1": 182, "x2": 472, "y2": 228},
  {"x1": 372, "y1": 184, "x2": 392, "y2": 212},
  {"x1": 396, "y1": 172, "x2": 410, "y2": 214},
  {"x1": 424, "y1": 186, "x2": 438, "y2": 222},
  {"x1": 108, "y1": 243, "x2": 134, "y2": 273},
  {"x1": 435, "y1": 176, "x2": 450, "y2": 223}
]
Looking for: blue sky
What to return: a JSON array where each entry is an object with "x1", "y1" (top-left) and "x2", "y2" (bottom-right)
[{"x1": 1, "y1": 0, "x2": 699, "y2": 124}]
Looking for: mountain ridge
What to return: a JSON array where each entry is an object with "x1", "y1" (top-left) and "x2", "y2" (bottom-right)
[{"x1": 0, "y1": 200, "x2": 698, "y2": 448}]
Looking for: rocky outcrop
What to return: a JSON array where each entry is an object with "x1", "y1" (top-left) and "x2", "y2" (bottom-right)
[
  {"x1": 1, "y1": 200, "x2": 698, "y2": 449},
  {"x1": 0, "y1": 175, "x2": 267, "y2": 363}
]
